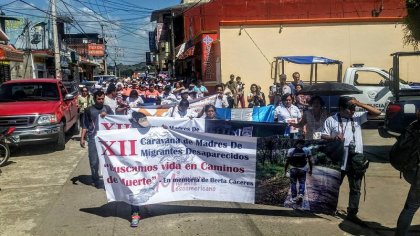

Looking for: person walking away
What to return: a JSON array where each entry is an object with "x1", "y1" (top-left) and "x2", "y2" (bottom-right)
[
  {"x1": 236, "y1": 76, "x2": 245, "y2": 108},
  {"x1": 80, "y1": 90, "x2": 114, "y2": 188},
  {"x1": 284, "y1": 139, "x2": 313, "y2": 203},
  {"x1": 321, "y1": 96, "x2": 380, "y2": 225},
  {"x1": 395, "y1": 110, "x2": 420, "y2": 236},
  {"x1": 226, "y1": 74, "x2": 238, "y2": 108}
]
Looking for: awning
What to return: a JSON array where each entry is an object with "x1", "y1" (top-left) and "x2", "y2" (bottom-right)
[
  {"x1": 0, "y1": 44, "x2": 24, "y2": 62},
  {"x1": 177, "y1": 45, "x2": 196, "y2": 60},
  {"x1": 275, "y1": 56, "x2": 342, "y2": 65},
  {"x1": 32, "y1": 50, "x2": 54, "y2": 58}
]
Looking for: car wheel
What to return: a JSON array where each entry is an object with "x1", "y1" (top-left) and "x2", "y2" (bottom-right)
[{"x1": 56, "y1": 122, "x2": 65, "y2": 151}]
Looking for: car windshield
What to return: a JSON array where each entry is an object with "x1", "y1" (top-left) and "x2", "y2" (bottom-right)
[{"x1": 0, "y1": 82, "x2": 60, "y2": 102}]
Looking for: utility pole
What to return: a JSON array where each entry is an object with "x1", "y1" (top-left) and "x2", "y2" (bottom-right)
[
  {"x1": 51, "y1": 0, "x2": 61, "y2": 80},
  {"x1": 170, "y1": 11, "x2": 176, "y2": 76},
  {"x1": 24, "y1": 19, "x2": 36, "y2": 78},
  {"x1": 101, "y1": 24, "x2": 107, "y2": 75}
]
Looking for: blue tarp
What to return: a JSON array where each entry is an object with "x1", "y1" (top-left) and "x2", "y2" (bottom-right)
[{"x1": 276, "y1": 56, "x2": 342, "y2": 65}]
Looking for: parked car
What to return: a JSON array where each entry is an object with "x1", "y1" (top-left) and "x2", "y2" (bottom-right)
[{"x1": 0, "y1": 79, "x2": 80, "y2": 150}]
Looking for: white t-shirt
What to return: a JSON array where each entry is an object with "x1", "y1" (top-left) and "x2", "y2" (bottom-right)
[
  {"x1": 214, "y1": 95, "x2": 229, "y2": 108},
  {"x1": 104, "y1": 96, "x2": 118, "y2": 113},
  {"x1": 274, "y1": 104, "x2": 302, "y2": 123},
  {"x1": 321, "y1": 112, "x2": 368, "y2": 170}
]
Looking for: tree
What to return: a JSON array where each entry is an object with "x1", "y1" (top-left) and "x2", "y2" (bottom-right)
[{"x1": 404, "y1": 0, "x2": 420, "y2": 49}]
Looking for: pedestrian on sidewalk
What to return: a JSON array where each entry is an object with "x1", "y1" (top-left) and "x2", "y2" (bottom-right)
[
  {"x1": 395, "y1": 110, "x2": 420, "y2": 236},
  {"x1": 80, "y1": 90, "x2": 114, "y2": 188},
  {"x1": 284, "y1": 139, "x2": 313, "y2": 203},
  {"x1": 321, "y1": 96, "x2": 380, "y2": 225}
]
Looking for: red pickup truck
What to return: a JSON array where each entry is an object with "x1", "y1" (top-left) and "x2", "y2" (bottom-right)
[{"x1": 0, "y1": 79, "x2": 79, "y2": 150}]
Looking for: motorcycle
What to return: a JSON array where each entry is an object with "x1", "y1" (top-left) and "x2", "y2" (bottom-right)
[{"x1": 0, "y1": 127, "x2": 16, "y2": 167}]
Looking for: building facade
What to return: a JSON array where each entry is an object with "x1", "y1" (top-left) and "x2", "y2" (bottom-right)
[{"x1": 180, "y1": 0, "x2": 417, "y2": 99}]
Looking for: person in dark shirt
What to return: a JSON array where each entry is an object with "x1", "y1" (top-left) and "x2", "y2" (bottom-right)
[{"x1": 80, "y1": 90, "x2": 114, "y2": 188}]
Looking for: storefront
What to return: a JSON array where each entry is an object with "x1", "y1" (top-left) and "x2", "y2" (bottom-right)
[{"x1": 0, "y1": 44, "x2": 24, "y2": 83}]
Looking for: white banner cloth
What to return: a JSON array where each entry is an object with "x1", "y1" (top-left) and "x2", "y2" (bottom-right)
[
  {"x1": 99, "y1": 115, "x2": 205, "y2": 133},
  {"x1": 95, "y1": 128, "x2": 257, "y2": 205}
]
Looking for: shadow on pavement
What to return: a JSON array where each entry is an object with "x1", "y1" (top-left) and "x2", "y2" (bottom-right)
[
  {"x1": 70, "y1": 174, "x2": 95, "y2": 186},
  {"x1": 80, "y1": 202, "x2": 323, "y2": 222},
  {"x1": 11, "y1": 134, "x2": 74, "y2": 157},
  {"x1": 337, "y1": 209, "x2": 420, "y2": 236},
  {"x1": 0, "y1": 160, "x2": 16, "y2": 167}
]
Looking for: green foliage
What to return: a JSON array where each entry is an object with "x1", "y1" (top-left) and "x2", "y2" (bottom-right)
[
  {"x1": 404, "y1": 0, "x2": 420, "y2": 49},
  {"x1": 256, "y1": 162, "x2": 285, "y2": 180}
]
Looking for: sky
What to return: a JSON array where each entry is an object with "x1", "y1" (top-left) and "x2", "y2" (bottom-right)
[{"x1": 1, "y1": 0, "x2": 180, "y2": 65}]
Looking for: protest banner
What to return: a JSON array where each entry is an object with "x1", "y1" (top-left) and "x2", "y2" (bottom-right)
[
  {"x1": 96, "y1": 128, "x2": 257, "y2": 206},
  {"x1": 96, "y1": 123, "x2": 342, "y2": 214},
  {"x1": 99, "y1": 115, "x2": 205, "y2": 132}
]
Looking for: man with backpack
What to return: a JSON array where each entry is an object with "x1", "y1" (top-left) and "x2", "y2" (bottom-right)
[
  {"x1": 395, "y1": 111, "x2": 420, "y2": 235},
  {"x1": 321, "y1": 96, "x2": 381, "y2": 225},
  {"x1": 284, "y1": 139, "x2": 313, "y2": 203}
]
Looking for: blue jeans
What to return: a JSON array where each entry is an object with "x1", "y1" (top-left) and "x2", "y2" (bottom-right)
[
  {"x1": 290, "y1": 168, "x2": 307, "y2": 198},
  {"x1": 396, "y1": 184, "x2": 420, "y2": 236},
  {"x1": 88, "y1": 137, "x2": 100, "y2": 183}
]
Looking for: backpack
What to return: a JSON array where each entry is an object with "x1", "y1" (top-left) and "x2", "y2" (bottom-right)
[
  {"x1": 389, "y1": 121, "x2": 420, "y2": 175},
  {"x1": 289, "y1": 148, "x2": 307, "y2": 168}
]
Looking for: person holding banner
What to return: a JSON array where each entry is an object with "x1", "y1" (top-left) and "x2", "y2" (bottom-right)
[
  {"x1": 321, "y1": 96, "x2": 380, "y2": 225},
  {"x1": 127, "y1": 111, "x2": 151, "y2": 227},
  {"x1": 80, "y1": 90, "x2": 114, "y2": 188}
]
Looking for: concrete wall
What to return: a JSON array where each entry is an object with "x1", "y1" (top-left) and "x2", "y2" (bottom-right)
[{"x1": 220, "y1": 22, "x2": 418, "y2": 98}]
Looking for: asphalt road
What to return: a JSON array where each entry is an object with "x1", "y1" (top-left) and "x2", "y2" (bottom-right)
[{"x1": 0, "y1": 130, "x2": 419, "y2": 236}]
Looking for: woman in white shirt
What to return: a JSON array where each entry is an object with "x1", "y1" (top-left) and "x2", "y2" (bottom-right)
[
  {"x1": 126, "y1": 90, "x2": 144, "y2": 108},
  {"x1": 274, "y1": 94, "x2": 302, "y2": 123}
]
